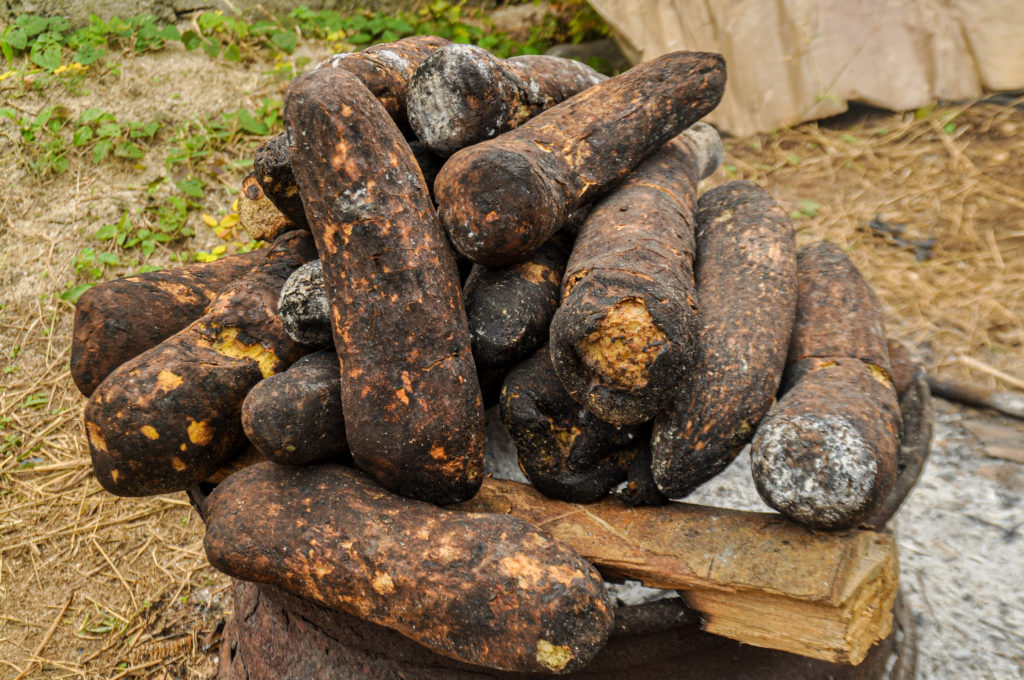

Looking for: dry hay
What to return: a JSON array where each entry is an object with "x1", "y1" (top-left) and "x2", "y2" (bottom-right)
[
  {"x1": 709, "y1": 98, "x2": 1024, "y2": 391},
  {"x1": 0, "y1": 40, "x2": 1021, "y2": 678}
]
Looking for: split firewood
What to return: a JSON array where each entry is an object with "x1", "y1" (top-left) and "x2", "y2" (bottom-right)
[
  {"x1": 84, "y1": 230, "x2": 318, "y2": 497},
  {"x1": 651, "y1": 181, "x2": 797, "y2": 498},
  {"x1": 277, "y1": 259, "x2": 331, "y2": 347},
  {"x1": 407, "y1": 43, "x2": 605, "y2": 156},
  {"x1": 241, "y1": 349, "x2": 350, "y2": 466},
  {"x1": 71, "y1": 249, "x2": 266, "y2": 397},
  {"x1": 285, "y1": 66, "x2": 484, "y2": 506},
  {"x1": 500, "y1": 346, "x2": 643, "y2": 503},
  {"x1": 237, "y1": 171, "x2": 294, "y2": 242},
  {"x1": 463, "y1": 230, "x2": 572, "y2": 373},
  {"x1": 549, "y1": 125, "x2": 722, "y2": 426},
  {"x1": 455, "y1": 477, "x2": 898, "y2": 666},
  {"x1": 315, "y1": 35, "x2": 451, "y2": 136},
  {"x1": 436, "y1": 50, "x2": 726, "y2": 265},
  {"x1": 204, "y1": 462, "x2": 614, "y2": 674},
  {"x1": 751, "y1": 241, "x2": 899, "y2": 530}
]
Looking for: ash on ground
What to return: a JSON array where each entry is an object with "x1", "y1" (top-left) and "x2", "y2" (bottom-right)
[{"x1": 484, "y1": 403, "x2": 1024, "y2": 678}]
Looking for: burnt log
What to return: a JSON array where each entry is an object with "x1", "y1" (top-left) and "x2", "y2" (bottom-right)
[
  {"x1": 315, "y1": 35, "x2": 450, "y2": 136},
  {"x1": 238, "y1": 171, "x2": 294, "y2": 242},
  {"x1": 464, "y1": 230, "x2": 572, "y2": 373},
  {"x1": 215, "y1": 579, "x2": 915, "y2": 680}
]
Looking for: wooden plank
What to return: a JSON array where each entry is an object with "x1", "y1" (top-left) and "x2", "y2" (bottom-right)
[{"x1": 454, "y1": 478, "x2": 898, "y2": 665}]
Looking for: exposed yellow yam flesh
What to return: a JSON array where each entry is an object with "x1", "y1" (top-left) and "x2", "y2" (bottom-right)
[{"x1": 578, "y1": 298, "x2": 667, "y2": 391}]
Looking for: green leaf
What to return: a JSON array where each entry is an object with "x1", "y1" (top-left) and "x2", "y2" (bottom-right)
[
  {"x1": 93, "y1": 138, "x2": 112, "y2": 163},
  {"x1": 270, "y1": 30, "x2": 297, "y2": 53},
  {"x1": 96, "y1": 122, "x2": 121, "y2": 138},
  {"x1": 223, "y1": 43, "x2": 241, "y2": 61},
  {"x1": 94, "y1": 222, "x2": 117, "y2": 240},
  {"x1": 73, "y1": 44, "x2": 103, "y2": 65},
  {"x1": 21, "y1": 392, "x2": 49, "y2": 409},
  {"x1": 175, "y1": 176, "x2": 205, "y2": 198},
  {"x1": 47, "y1": 16, "x2": 70, "y2": 33},
  {"x1": 96, "y1": 252, "x2": 120, "y2": 266},
  {"x1": 17, "y1": 15, "x2": 49, "y2": 38},
  {"x1": 181, "y1": 30, "x2": 200, "y2": 50},
  {"x1": 30, "y1": 41, "x2": 61, "y2": 71},
  {"x1": 5, "y1": 27, "x2": 28, "y2": 52},
  {"x1": 141, "y1": 239, "x2": 156, "y2": 256},
  {"x1": 198, "y1": 13, "x2": 225, "y2": 32},
  {"x1": 235, "y1": 108, "x2": 268, "y2": 135},
  {"x1": 52, "y1": 155, "x2": 69, "y2": 174},
  {"x1": 157, "y1": 24, "x2": 180, "y2": 41},
  {"x1": 72, "y1": 125, "x2": 93, "y2": 146},
  {"x1": 114, "y1": 141, "x2": 143, "y2": 158},
  {"x1": 60, "y1": 283, "x2": 94, "y2": 303},
  {"x1": 130, "y1": 121, "x2": 159, "y2": 138},
  {"x1": 348, "y1": 31, "x2": 373, "y2": 45},
  {"x1": 201, "y1": 37, "x2": 221, "y2": 58},
  {"x1": 79, "y1": 107, "x2": 105, "y2": 124}
]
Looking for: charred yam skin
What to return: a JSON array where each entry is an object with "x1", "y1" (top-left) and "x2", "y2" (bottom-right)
[
  {"x1": 84, "y1": 231, "x2": 318, "y2": 496},
  {"x1": 241, "y1": 349, "x2": 350, "y2": 466},
  {"x1": 254, "y1": 133, "x2": 308, "y2": 230},
  {"x1": 500, "y1": 346, "x2": 643, "y2": 503},
  {"x1": 71, "y1": 249, "x2": 266, "y2": 397},
  {"x1": 435, "y1": 50, "x2": 726, "y2": 266},
  {"x1": 618, "y1": 435, "x2": 668, "y2": 507},
  {"x1": 651, "y1": 181, "x2": 797, "y2": 498},
  {"x1": 277, "y1": 260, "x2": 332, "y2": 348},
  {"x1": 886, "y1": 338, "x2": 918, "y2": 396},
  {"x1": 204, "y1": 462, "x2": 614, "y2": 673},
  {"x1": 238, "y1": 171, "x2": 294, "y2": 242},
  {"x1": 550, "y1": 128, "x2": 721, "y2": 426},
  {"x1": 285, "y1": 67, "x2": 484, "y2": 506},
  {"x1": 787, "y1": 241, "x2": 893, "y2": 378},
  {"x1": 464, "y1": 231, "x2": 572, "y2": 372},
  {"x1": 408, "y1": 43, "x2": 605, "y2": 156},
  {"x1": 750, "y1": 358, "x2": 900, "y2": 530},
  {"x1": 315, "y1": 35, "x2": 450, "y2": 136},
  {"x1": 750, "y1": 240, "x2": 899, "y2": 528}
]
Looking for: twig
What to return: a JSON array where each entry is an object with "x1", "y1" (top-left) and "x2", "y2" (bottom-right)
[{"x1": 959, "y1": 355, "x2": 1024, "y2": 391}]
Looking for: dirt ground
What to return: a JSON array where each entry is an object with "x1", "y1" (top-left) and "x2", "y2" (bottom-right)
[{"x1": 1, "y1": 32, "x2": 1022, "y2": 680}]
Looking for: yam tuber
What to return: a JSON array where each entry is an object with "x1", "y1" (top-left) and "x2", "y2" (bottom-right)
[
  {"x1": 285, "y1": 66, "x2": 484, "y2": 505},
  {"x1": 84, "y1": 230, "x2": 318, "y2": 496},
  {"x1": 435, "y1": 50, "x2": 726, "y2": 265}
]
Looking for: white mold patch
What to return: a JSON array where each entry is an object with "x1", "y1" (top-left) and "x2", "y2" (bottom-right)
[{"x1": 751, "y1": 413, "x2": 877, "y2": 526}]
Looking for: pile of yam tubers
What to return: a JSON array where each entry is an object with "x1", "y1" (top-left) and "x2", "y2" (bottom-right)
[{"x1": 72, "y1": 36, "x2": 925, "y2": 674}]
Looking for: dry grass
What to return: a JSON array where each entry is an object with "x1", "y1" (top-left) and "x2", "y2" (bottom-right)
[
  {"x1": 709, "y1": 99, "x2": 1024, "y2": 389},
  {"x1": 0, "y1": 42, "x2": 1021, "y2": 680}
]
